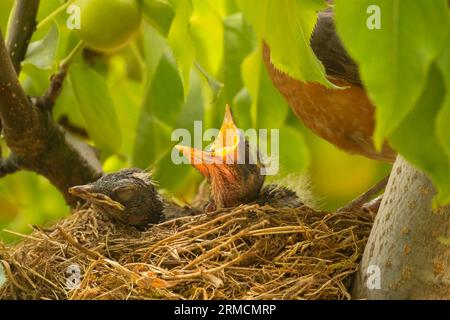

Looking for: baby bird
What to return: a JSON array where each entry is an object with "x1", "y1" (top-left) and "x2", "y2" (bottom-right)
[
  {"x1": 176, "y1": 105, "x2": 303, "y2": 210},
  {"x1": 69, "y1": 106, "x2": 303, "y2": 226},
  {"x1": 68, "y1": 168, "x2": 164, "y2": 226},
  {"x1": 176, "y1": 105, "x2": 265, "y2": 210}
]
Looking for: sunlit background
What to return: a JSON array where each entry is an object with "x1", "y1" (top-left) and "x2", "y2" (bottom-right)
[{"x1": 0, "y1": 0, "x2": 391, "y2": 243}]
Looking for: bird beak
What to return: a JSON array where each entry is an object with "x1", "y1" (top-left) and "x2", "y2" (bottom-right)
[
  {"x1": 68, "y1": 185, "x2": 125, "y2": 211},
  {"x1": 175, "y1": 105, "x2": 265, "y2": 208},
  {"x1": 175, "y1": 105, "x2": 242, "y2": 181}
]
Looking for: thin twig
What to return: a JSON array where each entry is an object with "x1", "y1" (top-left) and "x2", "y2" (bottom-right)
[
  {"x1": 143, "y1": 209, "x2": 248, "y2": 259},
  {"x1": 58, "y1": 227, "x2": 104, "y2": 260},
  {"x1": 337, "y1": 174, "x2": 390, "y2": 213},
  {"x1": 34, "y1": 66, "x2": 68, "y2": 111},
  {"x1": 36, "y1": 0, "x2": 75, "y2": 31},
  {"x1": 36, "y1": 41, "x2": 85, "y2": 111},
  {"x1": 1, "y1": 260, "x2": 29, "y2": 292}
]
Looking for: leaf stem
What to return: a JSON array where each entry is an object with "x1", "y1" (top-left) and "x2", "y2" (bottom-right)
[
  {"x1": 194, "y1": 61, "x2": 223, "y2": 97},
  {"x1": 60, "y1": 40, "x2": 85, "y2": 70},
  {"x1": 34, "y1": 40, "x2": 85, "y2": 111},
  {"x1": 36, "y1": 0, "x2": 75, "y2": 31}
]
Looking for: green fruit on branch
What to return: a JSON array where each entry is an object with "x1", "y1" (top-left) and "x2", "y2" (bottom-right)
[{"x1": 74, "y1": 0, "x2": 142, "y2": 52}]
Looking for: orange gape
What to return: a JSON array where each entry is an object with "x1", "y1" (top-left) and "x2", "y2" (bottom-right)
[{"x1": 262, "y1": 44, "x2": 396, "y2": 163}]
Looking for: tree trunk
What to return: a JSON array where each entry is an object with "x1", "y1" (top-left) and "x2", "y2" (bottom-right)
[{"x1": 352, "y1": 156, "x2": 450, "y2": 299}]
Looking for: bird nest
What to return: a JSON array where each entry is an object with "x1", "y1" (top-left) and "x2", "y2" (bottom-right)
[{"x1": 0, "y1": 204, "x2": 372, "y2": 300}]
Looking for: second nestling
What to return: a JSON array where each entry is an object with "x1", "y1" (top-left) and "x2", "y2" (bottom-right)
[{"x1": 69, "y1": 105, "x2": 303, "y2": 227}]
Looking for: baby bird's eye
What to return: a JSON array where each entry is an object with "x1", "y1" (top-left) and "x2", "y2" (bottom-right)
[{"x1": 113, "y1": 185, "x2": 135, "y2": 202}]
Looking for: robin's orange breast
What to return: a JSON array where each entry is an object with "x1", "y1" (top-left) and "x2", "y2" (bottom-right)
[{"x1": 262, "y1": 34, "x2": 396, "y2": 163}]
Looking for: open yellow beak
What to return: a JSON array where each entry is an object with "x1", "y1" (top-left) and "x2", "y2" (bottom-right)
[{"x1": 175, "y1": 105, "x2": 241, "y2": 179}]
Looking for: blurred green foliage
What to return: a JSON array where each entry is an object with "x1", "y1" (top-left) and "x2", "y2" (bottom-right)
[
  {"x1": 335, "y1": 0, "x2": 450, "y2": 205},
  {"x1": 0, "y1": 0, "x2": 404, "y2": 243}
]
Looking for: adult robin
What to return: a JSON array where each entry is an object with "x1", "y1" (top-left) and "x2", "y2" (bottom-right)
[{"x1": 263, "y1": 10, "x2": 396, "y2": 163}]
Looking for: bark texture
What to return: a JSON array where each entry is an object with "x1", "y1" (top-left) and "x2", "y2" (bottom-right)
[
  {"x1": 0, "y1": 19, "x2": 101, "y2": 204},
  {"x1": 6, "y1": 0, "x2": 40, "y2": 74},
  {"x1": 352, "y1": 156, "x2": 450, "y2": 299}
]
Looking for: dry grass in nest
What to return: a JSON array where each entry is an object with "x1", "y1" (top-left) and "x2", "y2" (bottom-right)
[{"x1": 0, "y1": 204, "x2": 373, "y2": 300}]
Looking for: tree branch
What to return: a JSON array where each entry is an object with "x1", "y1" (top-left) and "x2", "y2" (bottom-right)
[
  {"x1": 35, "y1": 40, "x2": 85, "y2": 111},
  {"x1": 337, "y1": 175, "x2": 389, "y2": 213},
  {"x1": 1, "y1": 0, "x2": 40, "y2": 157},
  {"x1": 35, "y1": 65, "x2": 68, "y2": 111},
  {"x1": 0, "y1": 30, "x2": 102, "y2": 205},
  {"x1": 0, "y1": 31, "x2": 37, "y2": 149},
  {"x1": 6, "y1": 0, "x2": 40, "y2": 74}
]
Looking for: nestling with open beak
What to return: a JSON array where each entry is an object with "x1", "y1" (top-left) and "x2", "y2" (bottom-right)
[
  {"x1": 176, "y1": 105, "x2": 303, "y2": 210},
  {"x1": 176, "y1": 105, "x2": 265, "y2": 209},
  {"x1": 68, "y1": 168, "x2": 164, "y2": 226}
]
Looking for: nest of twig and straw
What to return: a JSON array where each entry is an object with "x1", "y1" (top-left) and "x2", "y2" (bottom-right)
[{"x1": 0, "y1": 204, "x2": 372, "y2": 300}]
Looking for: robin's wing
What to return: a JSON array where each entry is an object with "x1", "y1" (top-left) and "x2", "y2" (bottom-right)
[{"x1": 311, "y1": 10, "x2": 362, "y2": 86}]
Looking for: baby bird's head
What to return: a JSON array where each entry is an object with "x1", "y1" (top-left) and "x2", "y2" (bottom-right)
[
  {"x1": 176, "y1": 105, "x2": 265, "y2": 209},
  {"x1": 69, "y1": 168, "x2": 164, "y2": 226}
]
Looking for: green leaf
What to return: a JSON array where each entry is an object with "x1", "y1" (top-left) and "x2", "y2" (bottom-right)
[
  {"x1": 23, "y1": 23, "x2": 59, "y2": 70},
  {"x1": 278, "y1": 125, "x2": 310, "y2": 176},
  {"x1": 190, "y1": 0, "x2": 224, "y2": 75},
  {"x1": 53, "y1": 77, "x2": 86, "y2": 129},
  {"x1": 20, "y1": 21, "x2": 60, "y2": 96},
  {"x1": 212, "y1": 12, "x2": 255, "y2": 128},
  {"x1": 241, "y1": 46, "x2": 289, "y2": 129},
  {"x1": 436, "y1": 39, "x2": 450, "y2": 161},
  {"x1": 0, "y1": 0, "x2": 13, "y2": 32},
  {"x1": 154, "y1": 149, "x2": 194, "y2": 190},
  {"x1": 133, "y1": 114, "x2": 173, "y2": 168},
  {"x1": 35, "y1": 0, "x2": 65, "y2": 23},
  {"x1": 221, "y1": 13, "x2": 255, "y2": 100},
  {"x1": 32, "y1": 0, "x2": 67, "y2": 37},
  {"x1": 237, "y1": 0, "x2": 333, "y2": 88},
  {"x1": 167, "y1": 0, "x2": 195, "y2": 95},
  {"x1": 142, "y1": 23, "x2": 169, "y2": 85},
  {"x1": 110, "y1": 80, "x2": 142, "y2": 157},
  {"x1": 131, "y1": 24, "x2": 174, "y2": 168},
  {"x1": 335, "y1": 0, "x2": 450, "y2": 147},
  {"x1": 154, "y1": 70, "x2": 204, "y2": 190},
  {"x1": 68, "y1": 62, "x2": 122, "y2": 155},
  {"x1": 389, "y1": 65, "x2": 450, "y2": 206},
  {"x1": 20, "y1": 63, "x2": 52, "y2": 96},
  {"x1": 132, "y1": 53, "x2": 184, "y2": 168},
  {"x1": 0, "y1": 172, "x2": 68, "y2": 243},
  {"x1": 233, "y1": 87, "x2": 253, "y2": 129},
  {"x1": 142, "y1": 0, "x2": 175, "y2": 36},
  {"x1": 176, "y1": 69, "x2": 205, "y2": 131}
]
